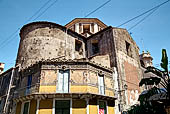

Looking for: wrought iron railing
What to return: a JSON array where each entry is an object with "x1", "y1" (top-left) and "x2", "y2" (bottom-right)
[{"x1": 13, "y1": 84, "x2": 39, "y2": 98}]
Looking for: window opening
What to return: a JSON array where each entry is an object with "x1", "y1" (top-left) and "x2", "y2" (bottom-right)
[
  {"x1": 26, "y1": 75, "x2": 32, "y2": 95},
  {"x1": 57, "y1": 70, "x2": 69, "y2": 93},
  {"x1": 22, "y1": 102, "x2": 30, "y2": 114},
  {"x1": 55, "y1": 100, "x2": 70, "y2": 114},
  {"x1": 125, "y1": 41, "x2": 132, "y2": 57},
  {"x1": 83, "y1": 24, "x2": 90, "y2": 33},
  {"x1": 99, "y1": 101, "x2": 107, "y2": 114},
  {"x1": 75, "y1": 40, "x2": 82, "y2": 52},
  {"x1": 92, "y1": 40, "x2": 99, "y2": 55},
  {"x1": 98, "y1": 74, "x2": 105, "y2": 95}
]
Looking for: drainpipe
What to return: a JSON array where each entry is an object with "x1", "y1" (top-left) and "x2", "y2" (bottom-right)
[{"x1": 3, "y1": 68, "x2": 15, "y2": 114}]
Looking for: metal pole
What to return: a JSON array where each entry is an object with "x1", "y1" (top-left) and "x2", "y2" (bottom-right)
[{"x1": 3, "y1": 68, "x2": 15, "y2": 114}]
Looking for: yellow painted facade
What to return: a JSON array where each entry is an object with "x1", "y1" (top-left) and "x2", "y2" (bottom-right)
[
  {"x1": 29, "y1": 100, "x2": 37, "y2": 114},
  {"x1": 70, "y1": 85, "x2": 87, "y2": 93},
  {"x1": 72, "y1": 99, "x2": 86, "y2": 114},
  {"x1": 39, "y1": 86, "x2": 56, "y2": 93},
  {"x1": 15, "y1": 98, "x2": 115, "y2": 114},
  {"x1": 89, "y1": 104, "x2": 98, "y2": 114},
  {"x1": 16, "y1": 102, "x2": 22, "y2": 114},
  {"x1": 108, "y1": 106, "x2": 115, "y2": 114},
  {"x1": 39, "y1": 99, "x2": 53, "y2": 114},
  {"x1": 70, "y1": 85, "x2": 99, "y2": 94},
  {"x1": 105, "y1": 90, "x2": 114, "y2": 97},
  {"x1": 39, "y1": 85, "x2": 114, "y2": 97}
]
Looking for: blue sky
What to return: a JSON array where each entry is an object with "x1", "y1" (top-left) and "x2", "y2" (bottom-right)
[{"x1": 0, "y1": 0, "x2": 170, "y2": 71}]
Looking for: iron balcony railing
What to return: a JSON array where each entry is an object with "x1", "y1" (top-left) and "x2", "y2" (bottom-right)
[{"x1": 14, "y1": 84, "x2": 39, "y2": 99}]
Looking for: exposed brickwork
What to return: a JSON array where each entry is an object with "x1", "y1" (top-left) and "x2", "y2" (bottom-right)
[{"x1": 124, "y1": 61, "x2": 140, "y2": 105}]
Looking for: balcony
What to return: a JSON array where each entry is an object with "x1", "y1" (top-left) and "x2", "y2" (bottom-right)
[{"x1": 14, "y1": 84, "x2": 39, "y2": 99}]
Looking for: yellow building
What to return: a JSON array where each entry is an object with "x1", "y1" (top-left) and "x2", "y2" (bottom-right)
[
  {"x1": 14, "y1": 59, "x2": 115, "y2": 114},
  {"x1": 13, "y1": 20, "x2": 116, "y2": 114}
]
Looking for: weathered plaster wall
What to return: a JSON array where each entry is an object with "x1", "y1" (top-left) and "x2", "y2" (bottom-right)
[
  {"x1": 87, "y1": 28, "x2": 117, "y2": 67},
  {"x1": 16, "y1": 22, "x2": 86, "y2": 69},
  {"x1": 39, "y1": 64, "x2": 114, "y2": 96},
  {"x1": 112, "y1": 28, "x2": 142, "y2": 108}
]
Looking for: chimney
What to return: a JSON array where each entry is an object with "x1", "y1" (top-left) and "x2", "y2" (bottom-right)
[{"x1": 0, "y1": 62, "x2": 5, "y2": 74}]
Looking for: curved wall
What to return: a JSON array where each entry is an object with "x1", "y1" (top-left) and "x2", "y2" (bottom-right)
[{"x1": 16, "y1": 22, "x2": 85, "y2": 69}]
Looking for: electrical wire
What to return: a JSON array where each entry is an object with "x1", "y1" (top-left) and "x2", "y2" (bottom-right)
[
  {"x1": 25, "y1": 0, "x2": 54, "y2": 23},
  {"x1": 33, "y1": 0, "x2": 59, "y2": 20},
  {"x1": 116, "y1": 0, "x2": 170, "y2": 28},
  {"x1": 0, "y1": 28, "x2": 20, "y2": 49},
  {"x1": 0, "y1": 0, "x2": 59, "y2": 50},
  {"x1": 128, "y1": 6, "x2": 159, "y2": 31},
  {"x1": 84, "y1": 0, "x2": 111, "y2": 17}
]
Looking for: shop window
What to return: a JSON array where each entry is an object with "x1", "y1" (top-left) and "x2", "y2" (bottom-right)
[
  {"x1": 57, "y1": 70, "x2": 69, "y2": 93},
  {"x1": 125, "y1": 41, "x2": 132, "y2": 57},
  {"x1": 83, "y1": 24, "x2": 90, "y2": 33},
  {"x1": 26, "y1": 75, "x2": 32, "y2": 95},
  {"x1": 98, "y1": 74, "x2": 105, "y2": 95},
  {"x1": 55, "y1": 100, "x2": 70, "y2": 114},
  {"x1": 75, "y1": 40, "x2": 82, "y2": 52},
  {"x1": 22, "y1": 102, "x2": 30, "y2": 114},
  {"x1": 99, "y1": 101, "x2": 107, "y2": 114},
  {"x1": 92, "y1": 40, "x2": 99, "y2": 55}
]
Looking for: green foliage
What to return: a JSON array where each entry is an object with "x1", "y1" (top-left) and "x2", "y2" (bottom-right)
[
  {"x1": 139, "y1": 77, "x2": 161, "y2": 87},
  {"x1": 161, "y1": 49, "x2": 168, "y2": 72},
  {"x1": 127, "y1": 103, "x2": 166, "y2": 114},
  {"x1": 138, "y1": 86, "x2": 160, "y2": 103}
]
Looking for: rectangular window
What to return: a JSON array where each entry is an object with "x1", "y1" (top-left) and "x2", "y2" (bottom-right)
[
  {"x1": 55, "y1": 100, "x2": 70, "y2": 114},
  {"x1": 83, "y1": 24, "x2": 90, "y2": 33},
  {"x1": 57, "y1": 70, "x2": 69, "y2": 93},
  {"x1": 125, "y1": 41, "x2": 132, "y2": 57},
  {"x1": 99, "y1": 101, "x2": 107, "y2": 114},
  {"x1": 26, "y1": 75, "x2": 32, "y2": 95},
  {"x1": 22, "y1": 102, "x2": 30, "y2": 114},
  {"x1": 98, "y1": 74, "x2": 105, "y2": 95},
  {"x1": 75, "y1": 40, "x2": 82, "y2": 52},
  {"x1": 92, "y1": 40, "x2": 99, "y2": 55}
]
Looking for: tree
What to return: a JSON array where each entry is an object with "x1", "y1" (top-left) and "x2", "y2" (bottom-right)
[{"x1": 127, "y1": 49, "x2": 169, "y2": 114}]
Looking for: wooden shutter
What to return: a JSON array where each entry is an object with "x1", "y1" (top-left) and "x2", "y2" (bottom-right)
[
  {"x1": 98, "y1": 76, "x2": 104, "y2": 95},
  {"x1": 63, "y1": 70, "x2": 69, "y2": 93},
  {"x1": 58, "y1": 70, "x2": 64, "y2": 92}
]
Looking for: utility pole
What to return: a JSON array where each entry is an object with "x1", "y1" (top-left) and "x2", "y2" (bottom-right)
[{"x1": 3, "y1": 68, "x2": 15, "y2": 114}]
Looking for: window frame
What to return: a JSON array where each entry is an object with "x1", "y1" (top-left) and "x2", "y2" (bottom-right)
[
  {"x1": 91, "y1": 40, "x2": 99, "y2": 55},
  {"x1": 26, "y1": 75, "x2": 32, "y2": 95},
  {"x1": 75, "y1": 39, "x2": 83, "y2": 52},
  {"x1": 97, "y1": 100, "x2": 108, "y2": 114},
  {"x1": 98, "y1": 74, "x2": 105, "y2": 95},
  {"x1": 20, "y1": 101, "x2": 30, "y2": 114},
  {"x1": 52, "y1": 98, "x2": 72, "y2": 114},
  {"x1": 125, "y1": 41, "x2": 132, "y2": 57},
  {"x1": 82, "y1": 24, "x2": 91, "y2": 33},
  {"x1": 56, "y1": 69, "x2": 70, "y2": 93}
]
